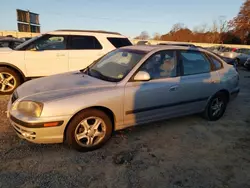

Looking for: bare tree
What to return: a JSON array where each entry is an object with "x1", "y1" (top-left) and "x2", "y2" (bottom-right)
[
  {"x1": 152, "y1": 32, "x2": 161, "y2": 40},
  {"x1": 170, "y1": 23, "x2": 185, "y2": 33},
  {"x1": 193, "y1": 23, "x2": 208, "y2": 33},
  {"x1": 135, "y1": 31, "x2": 150, "y2": 40}
]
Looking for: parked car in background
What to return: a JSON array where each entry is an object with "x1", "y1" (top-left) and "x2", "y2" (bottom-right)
[
  {"x1": 211, "y1": 46, "x2": 250, "y2": 66},
  {"x1": 0, "y1": 37, "x2": 24, "y2": 49},
  {"x1": 136, "y1": 40, "x2": 151, "y2": 45},
  {"x1": 244, "y1": 58, "x2": 250, "y2": 71},
  {"x1": 158, "y1": 42, "x2": 196, "y2": 48},
  {"x1": 7, "y1": 45, "x2": 240, "y2": 151},
  {"x1": 0, "y1": 30, "x2": 132, "y2": 94}
]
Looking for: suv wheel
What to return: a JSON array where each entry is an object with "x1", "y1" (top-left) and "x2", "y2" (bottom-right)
[
  {"x1": 203, "y1": 93, "x2": 228, "y2": 121},
  {"x1": 65, "y1": 109, "x2": 113, "y2": 152},
  {"x1": 0, "y1": 67, "x2": 21, "y2": 95}
]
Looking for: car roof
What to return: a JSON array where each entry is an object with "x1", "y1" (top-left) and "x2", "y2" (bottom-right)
[
  {"x1": 47, "y1": 29, "x2": 126, "y2": 37},
  {"x1": 120, "y1": 45, "x2": 205, "y2": 53}
]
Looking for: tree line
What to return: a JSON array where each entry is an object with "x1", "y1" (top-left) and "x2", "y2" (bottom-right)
[{"x1": 135, "y1": 0, "x2": 250, "y2": 45}]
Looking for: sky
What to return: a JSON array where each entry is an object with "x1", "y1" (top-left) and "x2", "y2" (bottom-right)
[{"x1": 0, "y1": 0, "x2": 245, "y2": 38}]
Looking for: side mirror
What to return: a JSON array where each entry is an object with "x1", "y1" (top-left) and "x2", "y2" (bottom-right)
[{"x1": 133, "y1": 71, "x2": 151, "y2": 81}]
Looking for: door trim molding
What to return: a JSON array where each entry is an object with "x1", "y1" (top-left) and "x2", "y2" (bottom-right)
[{"x1": 125, "y1": 97, "x2": 209, "y2": 115}]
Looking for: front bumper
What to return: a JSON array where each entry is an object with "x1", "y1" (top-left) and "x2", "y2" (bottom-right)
[{"x1": 7, "y1": 100, "x2": 71, "y2": 144}]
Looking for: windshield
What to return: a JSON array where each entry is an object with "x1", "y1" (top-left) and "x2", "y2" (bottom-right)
[
  {"x1": 14, "y1": 34, "x2": 43, "y2": 50},
  {"x1": 86, "y1": 49, "x2": 146, "y2": 82}
]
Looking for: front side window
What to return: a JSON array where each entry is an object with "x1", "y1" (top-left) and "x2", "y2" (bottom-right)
[
  {"x1": 26, "y1": 35, "x2": 67, "y2": 51},
  {"x1": 86, "y1": 49, "x2": 145, "y2": 82},
  {"x1": 180, "y1": 51, "x2": 211, "y2": 75},
  {"x1": 139, "y1": 50, "x2": 177, "y2": 79},
  {"x1": 70, "y1": 36, "x2": 102, "y2": 50}
]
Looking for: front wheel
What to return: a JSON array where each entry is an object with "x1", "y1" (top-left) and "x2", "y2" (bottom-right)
[
  {"x1": 65, "y1": 109, "x2": 113, "y2": 152},
  {"x1": 202, "y1": 93, "x2": 228, "y2": 121},
  {"x1": 0, "y1": 67, "x2": 21, "y2": 95}
]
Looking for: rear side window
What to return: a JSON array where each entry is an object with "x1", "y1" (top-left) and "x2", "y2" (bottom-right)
[
  {"x1": 107, "y1": 37, "x2": 132, "y2": 48},
  {"x1": 208, "y1": 55, "x2": 223, "y2": 70},
  {"x1": 70, "y1": 36, "x2": 102, "y2": 50},
  {"x1": 180, "y1": 51, "x2": 211, "y2": 75}
]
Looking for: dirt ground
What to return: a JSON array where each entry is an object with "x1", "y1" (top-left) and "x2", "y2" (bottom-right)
[{"x1": 0, "y1": 68, "x2": 249, "y2": 188}]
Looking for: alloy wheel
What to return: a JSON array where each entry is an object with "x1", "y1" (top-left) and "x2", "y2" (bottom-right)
[
  {"x1": 74, "y1": 116, "x2": 106, "y2": 147},
  {"x1": 0, "y1": 72, "x2": 16, "y2": 93},
  {"x1": 210, "y1": 97, "x2": 224, "y2": 117}
]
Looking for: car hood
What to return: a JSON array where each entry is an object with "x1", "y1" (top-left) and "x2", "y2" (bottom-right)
[
  {"x1": 16, "y1": 71, "x2": 117, "y2": 102},
  {"x1": 0, "y1": 47, "x2": 13, "y2": 54}
]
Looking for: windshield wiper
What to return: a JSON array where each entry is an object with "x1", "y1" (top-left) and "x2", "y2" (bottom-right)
[{"x1": 89, "y1": 69, "x2": 117, "y2": 82}]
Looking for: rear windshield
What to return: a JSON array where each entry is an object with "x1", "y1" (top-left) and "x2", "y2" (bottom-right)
[{"x1": 107, "y1": 37, "x2": 132, "y2": 48}]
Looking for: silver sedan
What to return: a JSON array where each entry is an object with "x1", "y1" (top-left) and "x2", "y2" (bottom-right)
[{"x1": 7, "y1": 45, "x2": 240, "y2": 151}]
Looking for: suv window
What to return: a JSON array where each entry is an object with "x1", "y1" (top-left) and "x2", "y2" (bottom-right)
[
  {"x1": 208, "y1": 55, "x2": 223, "y2": 70},
  {"x1": 107, "y1": 37, "x2": 132, "y2": 48},
  {"x1": 70, "y1": 36, "x2": 102, "y2": 50},
  {"x1": 139, "y1": 50, "x2": 177, "y2": 79},
  {"x1": 180, "y1": 51, "x2": 211, "y2": 75},
  {"x1": 0, "y1": 42, "x2": 9, "y2": 47},
  {"x1": 27, "y1": 35, "x2": 67, "y2": 50}
]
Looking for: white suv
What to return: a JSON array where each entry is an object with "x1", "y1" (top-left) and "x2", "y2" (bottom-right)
[{"x1": 0, "y1": 30, "x2": 132, "y2": 94}]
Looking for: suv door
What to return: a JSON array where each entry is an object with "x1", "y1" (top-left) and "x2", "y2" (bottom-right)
[
  {"x1": 124, "y1": 50, "x2": 183, "y2": 126},
  {"x1": 24, "y1": 34, "x2": 69, "y2": 77},
  {"x1": 68, "y1": 35, "x2": 105, "y2": 71},
  {"x1": 177, "y1": 50, "x2": 220, "y2": 113}
]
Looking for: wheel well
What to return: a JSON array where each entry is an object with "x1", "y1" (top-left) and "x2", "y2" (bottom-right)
[
  {"x1": 63, "y1": 106, "x2": 115, "y2": 141},
  {"x1": 217, "y1": 89, "x2": 230, "y2": 102},
  {"x1": 0, "y1": 64, "x2": 25, "y2": 83}
]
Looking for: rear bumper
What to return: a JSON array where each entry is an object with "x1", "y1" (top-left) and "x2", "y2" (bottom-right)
[{"x1": 230, "y1": 88, "x2": 240, "y2": 100}]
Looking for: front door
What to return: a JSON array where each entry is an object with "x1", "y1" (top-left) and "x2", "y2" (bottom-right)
[
  {"x1": 124, "y1": 50, "x2": 182, "y2": 126},
  {"x1": 24, "y1": 34, "x2": 69, "y2": 77}
]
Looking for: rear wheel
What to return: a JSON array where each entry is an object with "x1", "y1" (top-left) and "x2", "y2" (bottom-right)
[
  {"x1": 203, "y1": 93, "x2": 228, "y2": 121},
  {"x1": 65, "y1": 109, "x2": 113, "y2": 152},
  {"x1": 235, "y1": 58, "x2": 240, "y2": 66},
  {"x1": 0, "y1": 67, "x2": 21, "y2": 95}
]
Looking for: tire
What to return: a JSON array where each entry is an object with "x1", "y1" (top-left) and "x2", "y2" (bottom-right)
[
  {"x1": 202, "y1": 93, "x2": 228, "y2": 121},
  {"x1": 0, "y1": 67, "x2": 21, "y2": 95},
  {"x1": 235, "y1": 58, "x2": 240, "y2": 66},
  {"x1": 65, "y1": 109, "x2": 113, "y2": 152}
]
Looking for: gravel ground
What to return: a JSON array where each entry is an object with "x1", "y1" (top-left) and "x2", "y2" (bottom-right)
[{"x1": 0, "y1": 68, "x2": 250, "y2": 188}]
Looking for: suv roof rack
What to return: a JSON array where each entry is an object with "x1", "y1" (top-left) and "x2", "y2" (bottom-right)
[{"x1": 55, "y1": 29, "x2": 121, "y2": 35}]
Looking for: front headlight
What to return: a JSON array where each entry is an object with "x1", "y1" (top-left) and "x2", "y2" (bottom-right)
[{"x1": 12, "y1": 101, "x2": 43, "y2": 117}]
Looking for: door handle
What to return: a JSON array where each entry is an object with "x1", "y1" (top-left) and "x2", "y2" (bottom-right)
[
  {"x1": 210, "y1": 80, "x2": 220, "y2": 83},
  {"x1": 56, "y1": 53, "x2": 65, "y2": 57},
  {"x1": 169, "y1": 85, "x2": 179, "y2": 92}
]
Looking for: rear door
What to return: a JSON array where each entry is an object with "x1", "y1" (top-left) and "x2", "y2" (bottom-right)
[
  {"x1": 68, "y1": 35, "x2": 105, "y2": 71},
  {"x1": 177, "y1": 50, "x2": 220, "y2": 113}
]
